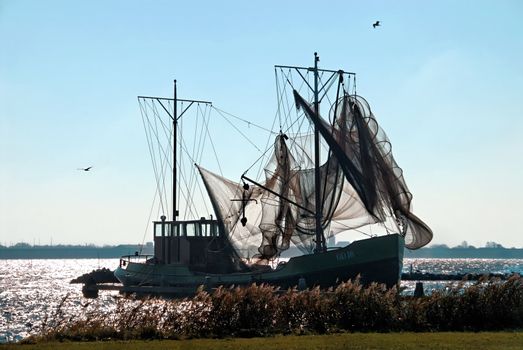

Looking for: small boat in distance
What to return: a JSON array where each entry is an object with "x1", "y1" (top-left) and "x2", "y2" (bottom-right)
[{"x1": 114, "y1": 54, "x2": 432, "y2": 295}]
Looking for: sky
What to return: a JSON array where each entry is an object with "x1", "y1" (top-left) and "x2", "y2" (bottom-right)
[{"x1": 1, "y1": 0, "x2": 522, "y2": 248}]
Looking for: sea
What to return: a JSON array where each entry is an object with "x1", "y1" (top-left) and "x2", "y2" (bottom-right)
[{"x1": 1, "y1": 258, "x2": 522, "y2": 343}]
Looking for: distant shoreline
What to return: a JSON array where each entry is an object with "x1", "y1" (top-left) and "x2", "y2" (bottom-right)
[
  {"x1": 404, "y1": 247, "x2": 523, "y2": 259},
  {"x1": 0, "y1": 244, "x2": 153, "y2": 259},
  {"x1": 1, "y1": 244, "x2": 522, "y2": 259}
]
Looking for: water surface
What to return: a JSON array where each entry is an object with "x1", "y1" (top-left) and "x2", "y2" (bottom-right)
[{"x1": 1, "y1": 258, "x2": 521, "y2": 342}]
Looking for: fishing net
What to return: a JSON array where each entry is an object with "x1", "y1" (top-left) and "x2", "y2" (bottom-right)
[
  {"x1": 293, "y1": 91, "x2": 433, "y2": 250},
  {"x1": 198, "y1": 91, "x2": 432, "y2": 261}
]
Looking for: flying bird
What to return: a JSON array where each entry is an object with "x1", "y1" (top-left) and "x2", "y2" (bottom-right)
[
  {"x1": 77, "y1": 166, "x2": 93, "y2": 171},
  {"x1": 373, "y1": 21, "x2": 380, "y2": 28}
]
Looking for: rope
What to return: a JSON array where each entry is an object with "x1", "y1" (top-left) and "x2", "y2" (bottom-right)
[
  {"x1": 329, "y1": 220, "x2": 374, "y2": 238},
  {"x1": 147, "y1": 98, "x2": 172, "y2": 213},
  {"x1": 212, "y1": 107, "x2": 264, "y2": 153},
  {"x1": 203, "y1": 105, "x2": 224, "y2": 177},
  {"x1": 211, "y1": 106, "x2": 276, "y2": 134},
  {"x1": 139, "y1": 181, "x2": 160, "y2": 252},
  {"x1": 139, "y1": 98, "x2": 167, "y2": 214},
  {"x1": 138, "y1": 68, "x2": 368, "y2": 261}
]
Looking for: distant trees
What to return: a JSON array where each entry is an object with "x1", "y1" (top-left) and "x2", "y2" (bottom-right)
[
  {"x1": 431, "y1": 244, "x2": 449, "y2": 249},
  {"x1": 428, "y1": 242, "x2": 508, "y2": 249},
  {"x1": 485, "y1": 241, "x2": 504, "y2": 248},
  {"x1": 457, "y1": 241, "x2": 476, "y2": 249},
  {"x1": 453, "y1": 241, "x2": 504, "y2": 249}
]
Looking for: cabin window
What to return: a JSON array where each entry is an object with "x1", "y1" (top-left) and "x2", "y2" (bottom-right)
[
  {"x1": 170, "y1": 223, "x2": 179, "y2": 237},
  {"x1": 153, "y1": 222, "x2": 179, "y2": 237},
  {"x1": 153, "y1": 220, "x2": 220, "y2": 237},
  {"x1": 200, "y1": 223, "x2": 219, "y2": 237}
]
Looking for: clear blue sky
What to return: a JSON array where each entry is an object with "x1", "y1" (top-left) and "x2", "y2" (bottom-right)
[{"x1": 1, "y1": 0, "x2": 522, "y2": 247}]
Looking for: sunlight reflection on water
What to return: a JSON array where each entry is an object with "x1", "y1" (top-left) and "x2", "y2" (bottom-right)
[
  {"x1": 403, "y1": 258, "x2": 523, "y2": 275},
  {"x1": 0, "y1": 259, "x2": 119, "y2": 343},
  {"x1": 0, "y1": 258, "x2": 521, "y2": 342},
  {"x1": 400, "y1": 258, "x2": 523, "y2": 295}
]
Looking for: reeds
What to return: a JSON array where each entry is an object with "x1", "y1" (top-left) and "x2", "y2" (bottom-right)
[{"x1": 25, "y1": 274, "x2": 523, "y2": 342}]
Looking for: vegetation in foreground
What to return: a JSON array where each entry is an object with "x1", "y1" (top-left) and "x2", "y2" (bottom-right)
[{"x1": 18, "y1": 275, "x2": 523, "y2": 343}]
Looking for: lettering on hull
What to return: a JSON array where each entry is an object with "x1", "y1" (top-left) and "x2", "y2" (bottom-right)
[{"x1": 335, "y1": 250, "x2": 355, "y2": 262}]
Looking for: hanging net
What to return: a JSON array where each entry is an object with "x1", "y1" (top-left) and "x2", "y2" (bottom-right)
[{"x1": 198, "y1": 90, "x2": 432, "y2": 261}]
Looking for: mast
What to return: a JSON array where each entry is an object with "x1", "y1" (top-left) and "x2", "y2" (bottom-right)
[
  {"x1": 137, "y1": 84, "x2": 212, "y2": 264},
  {"x1": 172, "y1": 80, "x2": 178, "y2": 264},
  {"x1": 275, "y1": 54, "x2": 355, "y2": 254},
  {"x1": 313, "y1": 53, "x2": 324, "y2": 253},
  {"x1": 173, "y1": 80, "x2": 178, "y2": 222}
]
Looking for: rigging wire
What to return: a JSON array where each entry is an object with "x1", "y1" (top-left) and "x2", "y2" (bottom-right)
[
  {"x1": 176, "y1": 109, "x2": 199, "y2": 220},
  {"x1": 141, "y1": 97, "x2": 217, "y2": 221},
  {"x1": 251, "y1": 67, "x2": 288, "y2": 181},
  {"x1": 177, "y1": 117, "x2": 216, "y2": 219},
  {"x1": 203, "y1": 106, "x2": 224, "y2": 177},
  {"x1": 154, "y1": 100, "x2": 173, "y2": 216},
  {"x1": 139, "y1": 98, "x2": 168, "y2": 214},
  {"x1": 148, "y1": 98, "x2": 173, "y2": 213},
  {"x1": 212, "y1": 107, "x2": 263, "y2": 153},
  {"x1": 211, "y1": 106, "x2": 276, "y2": 135},
  {"x1": 177, "y1": 154, "x2": 198, "y2": 219},
  {"x1": 138, "y1": 179, "x2": 161, "y2": 253},
  {"x1": 178, "y1": 101, "x2": 184, "y2": 218},
  {"x1": 140, "y1": 69, "x2": 372, "y2": 257},
  {"x1": 184, "y1": 103, "x2": 212, "y2": 218},
  {"x1": 246, "y1": 68, "x2": 317, "y2": 183},
  {"x1": 275, "y1": 68, "x2": 282, "y2": 131},
  {"x1": 247, "y1": 68, "x2": 375, "y2": 250},
  {"x1": 178, "y1": 102, "x2": 211, "y2": 219},
  {"x1": 274, "y1": 68, "x2": 315, "y2": 167},
  {"x1": 329, "y1": 220, "x2": 376, "y2": 238},
  {"x1": 184, "y1": 102, "x2": 201, "y2": 218}
]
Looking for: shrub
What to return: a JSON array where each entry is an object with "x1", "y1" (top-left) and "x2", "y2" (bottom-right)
[
  {"x1": 333, "y1": 279, "x2": 399, "y2": 331},
  {"x1": 24, "y1": 274, "x2": 523, "y2": 342}
]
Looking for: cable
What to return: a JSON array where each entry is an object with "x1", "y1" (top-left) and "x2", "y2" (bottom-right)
[
  {"x1": 211, "y1": 106, "x2": 276, "y2": 135},
  {"x1": 212, "y1": 108, "x2": 265, "y2": 153}
]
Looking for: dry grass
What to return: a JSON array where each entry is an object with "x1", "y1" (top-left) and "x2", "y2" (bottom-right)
[{"x1": 18, "y1": 275, "x2": 523, "y2": 343}]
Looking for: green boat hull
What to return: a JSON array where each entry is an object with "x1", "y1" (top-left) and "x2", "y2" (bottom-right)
[{"x1": 114, "y1": 234, "x2": 404, "y2": 295}]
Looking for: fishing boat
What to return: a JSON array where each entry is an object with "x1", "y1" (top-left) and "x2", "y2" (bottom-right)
[{"x1": 114, "y1": 54, "x2": 432, "y2": 295}]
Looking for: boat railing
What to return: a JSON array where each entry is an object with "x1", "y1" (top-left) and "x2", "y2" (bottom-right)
[{"x1": 119, "y1": 254, "x2": 154, "y2": 267}]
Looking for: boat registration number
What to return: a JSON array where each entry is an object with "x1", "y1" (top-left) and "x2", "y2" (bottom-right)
[{"x1": 335, "y1": 250, "x2": 354, "y2": 262}]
